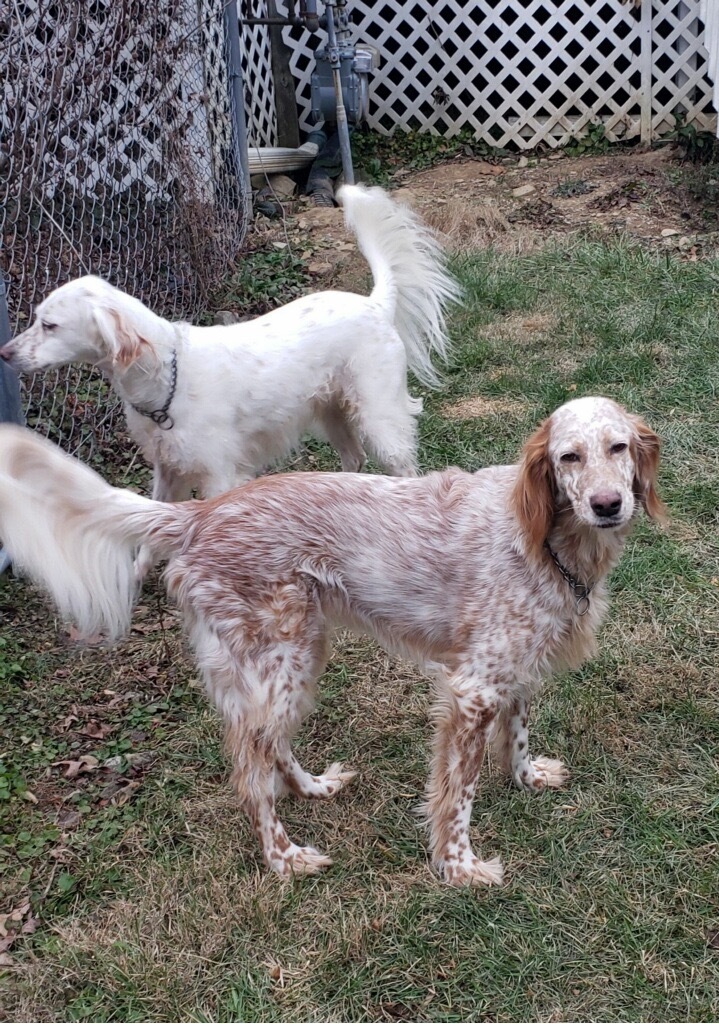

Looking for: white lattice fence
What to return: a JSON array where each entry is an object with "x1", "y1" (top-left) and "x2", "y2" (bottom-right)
[
  {"x1": 240, "y1": 0, "x2": 279, "y2": 146},
  {"x1": 251, "y1": 0, "x2": 717, "y2": 149}
]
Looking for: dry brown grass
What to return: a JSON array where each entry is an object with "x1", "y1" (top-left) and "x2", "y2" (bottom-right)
[{"x1": 441, "y1": 394, "x2": 527, "y2": 419}]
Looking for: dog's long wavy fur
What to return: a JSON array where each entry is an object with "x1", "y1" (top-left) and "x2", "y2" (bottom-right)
[
  {"x1": 339, "y1": 185, "x2": 456, "y2": 387},
  {"x1": 2, "y1": 186, "x2": 461, "y2": 512},
  {"x1": 0, "y1": 397, "x2": 664, "y2": 885}
]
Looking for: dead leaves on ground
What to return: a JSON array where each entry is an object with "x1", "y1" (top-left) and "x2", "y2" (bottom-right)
[{"x1": 0, "y1": 902, "x2": 39, "y2": 965}]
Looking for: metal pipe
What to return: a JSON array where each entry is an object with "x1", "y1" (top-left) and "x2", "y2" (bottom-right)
[
  {"x1": 223, "y1": 0, "x2": 253, "y2": 225},
  {"x1": 0, "y1": 274, "x2": 23, "y2": 575},
  {"x1": 324, "y1": 1, "x2": 355, "y2": 185},
  {"x1": 241, "y1": 18, "x2": 304, "y2": 26}
]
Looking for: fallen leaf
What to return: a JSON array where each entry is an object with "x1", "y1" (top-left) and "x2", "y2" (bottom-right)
[
  {"x1": 100, "y1": 779, "x2": 141, "y2": 805},
  {"x1": 21, "y1": 790, "x2": 38, "y2": 804},
  {"x1": 57, "y1": 809, "x2": 82, "y2": 829},
  {"x1": 53, "y1": 754, "x2": 99, "y2": 779},
  {"x1": 475, "y1": 160, "x2": 505, "y2": 176},
  {"x1": 67, "y1": 625, "x2": 105, "y2": 644},
  {"x1": 79, "y1": 720, "x2": 113, "y2": 740}
]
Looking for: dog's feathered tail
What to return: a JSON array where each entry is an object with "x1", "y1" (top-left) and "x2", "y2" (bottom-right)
[
  {"x1": 0, "y1": 425, "x2": 189, "y2": 639},
  {"x1": 338, "y1": 184, "x2": 460, "y2": 388}
]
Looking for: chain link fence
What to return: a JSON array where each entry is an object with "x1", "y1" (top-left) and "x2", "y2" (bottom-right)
[{"x1": 1, "y1": 0, "x2": 249, "y2": 470}]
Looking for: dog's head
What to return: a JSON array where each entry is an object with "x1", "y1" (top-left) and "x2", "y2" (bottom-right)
[
  {"x1": 513, "y1": 396, "x2": 665, "y2": 557},
  {"x1": 0, "y1": 276, "x2": 155, "y2": 373}
]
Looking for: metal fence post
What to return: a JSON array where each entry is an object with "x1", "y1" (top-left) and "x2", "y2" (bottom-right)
[
  {"x1": 0, "y1": 274, "x2": 23, "y2": 574},
  {"x1": 224, "y1": 0, "x2": 253, "y2": 227},
  {"x1": 0, "y1": 278, "x2": 22, "y2": 426}
]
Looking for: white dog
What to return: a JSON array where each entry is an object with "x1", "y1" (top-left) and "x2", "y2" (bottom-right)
[{"x1": 1, "y1": 186, "x2": 459, "y2": 505}]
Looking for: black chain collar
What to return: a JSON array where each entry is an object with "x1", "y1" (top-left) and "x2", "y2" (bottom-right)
[
  {"x1": 130, "y1": 348, "x2": 177, "y2": 430},
  {"x1": 544, "y1": 540, "x2": 594, "y2": 615}
]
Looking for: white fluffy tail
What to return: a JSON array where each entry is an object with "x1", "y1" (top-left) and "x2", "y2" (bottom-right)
[
  {"x1": 0, "y1": 426, "x2": 186, "y2": 639},
  {"x1": 339, "y1": 183, "x2": 461, "y2": 388}
]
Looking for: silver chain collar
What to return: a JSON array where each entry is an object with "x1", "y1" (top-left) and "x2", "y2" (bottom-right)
[
  {"x1": 544, "y1": 540, "x2": 594, "y2": 615},
  {"x1": 130, "y1": 348, "x2": 178, "y2": 430}
]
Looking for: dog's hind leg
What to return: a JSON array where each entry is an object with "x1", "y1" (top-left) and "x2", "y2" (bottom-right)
[
  {"x1": 315, "y1": 403, "x2": 366, "y2": 473},
  {"x1": 276, "y1": 749, "x2": 357, "y2": 800},
  {"x1": 135, "y1": 463, "x2": 197, "y2": 582},
  {"x1": 225, "y1": 717, "x2": 333, "y2": 877},
  {"x1": 361, "y1": 409, "x2": 419, "y2": 477},
  {"x1": 209, "y1": 588, "x2": 334, "y2": 877},
  {"x1": 352, "y1": 348, "x2": 421, "y2": 476}
]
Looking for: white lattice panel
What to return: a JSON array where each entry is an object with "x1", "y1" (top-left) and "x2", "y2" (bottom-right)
[
  {"x1": 240, "y1": 0, "x2": 279, "y2": 146},
  {"x1": 651, "y1": 0, "x2": 715, "y2": 136},
  {"x1": 264, "y1": 0, "x2": 717, "y2": 148},
  {"x1": 701, "y1": 0, "x2": 719, "y2": 134}
]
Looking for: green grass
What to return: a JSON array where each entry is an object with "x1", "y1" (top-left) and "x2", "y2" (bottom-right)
[{"x1": 1, "y1": 237, "x2": 718, "y2": 1022}]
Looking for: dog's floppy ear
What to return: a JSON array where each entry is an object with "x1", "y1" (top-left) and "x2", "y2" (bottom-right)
[
  {"x1": 631, "y1": 415, "x2": 666, "y2": 522},
  {"x1": 512, "y1": 416, "x2": 555, "y2": 558},
  {"x1": 91, "y1": 304, "x2": 148, "y2": 369}
]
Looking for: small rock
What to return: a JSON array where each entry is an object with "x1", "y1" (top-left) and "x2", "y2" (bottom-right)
[
  {"x1": 661, "y1": 228, "x2": 680, "y2": 237},
  {"x1": 548, "y1": 152, "x2": 566, "y2": 160},
  {"x1": 512, "y1": 184, "x2": 536, "y2": 198},
  {"x1": 103, "y1": 751, "x2": 155, "y2": 771},
  {"x1": 57, "y1": 809, "x2": 82, "y2": 829},
  {"x1": 266, "y1": 173, "x2": 296, "y2": 200},
  {"x1": 308, "y1": 261, "x2": 332, "y2": 276},
  {"x1": 214, "y1": 310, "x2": 238, "y2": 326},
  {"x1": 517, "y1": 155, "x2": 529, "y2": 168}
]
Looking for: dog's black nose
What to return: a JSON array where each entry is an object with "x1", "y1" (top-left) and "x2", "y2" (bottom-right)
[{"x1": 590, "y1": 491, "x2": 622, "y2": 518}]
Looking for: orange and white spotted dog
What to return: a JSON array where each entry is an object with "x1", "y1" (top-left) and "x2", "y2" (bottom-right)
[{"x1": 0, "y1": 397, "x2": 664, "y2": 885}]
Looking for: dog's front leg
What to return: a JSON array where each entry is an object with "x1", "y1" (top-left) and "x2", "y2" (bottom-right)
[
  {"x1": 492, "y1": 696, "x2": 568, "y2": 792},
  {"x1": 422, "y1": 673, "x2": 504, "y2": 887}
]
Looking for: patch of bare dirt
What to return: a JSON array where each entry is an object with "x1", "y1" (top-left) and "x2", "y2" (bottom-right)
[
  {"x1": 249, "y1": 145, "x2": 719, "y2": 292},
  {"x1": 399, "y1": 146, "x2": 710, "y2": 251},
  {"x1": 442, "y1": 395, "x2": 527, "y2": 420}
]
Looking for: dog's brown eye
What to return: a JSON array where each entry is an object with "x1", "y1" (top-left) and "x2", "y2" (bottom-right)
[
  {"x1": 561, "y1": 452, "x2": 580, "y2": 463},
  {"x1": 42, "y1": 322, "x2": 57, "y2": 332},
  {"x1": 611, "y1": 442, "x2": 628, "y2": 454}
]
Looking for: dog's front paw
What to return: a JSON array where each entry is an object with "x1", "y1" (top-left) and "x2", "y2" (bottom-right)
[
  {"x1": 437, "y1": 852, "x2": 504, "y2": 887},
  {"x1": 268, "y1": 844, "x2": 333, "y2": 879}
]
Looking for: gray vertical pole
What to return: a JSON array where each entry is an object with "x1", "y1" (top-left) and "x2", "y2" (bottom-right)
[
  {"x1": 223, "y1": 0, "x2": 254, "y2": 227},
  {"x1": 324, "y1": 1, "x2": 355, "y2": 185},
  {"x1": 0, "y1": 274, "x2": 23, "y2": 574},
  {"x1": 0, "y1": 277, "x2": 22, "y2": 426}
]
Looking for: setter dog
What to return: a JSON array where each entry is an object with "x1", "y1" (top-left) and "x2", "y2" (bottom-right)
[
  {"x1": 0, "y1": 396, "x2": 664, "y2": 885},
  {"x1": 0, "y1": 186, "x2": 458, "y2": 500}
]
